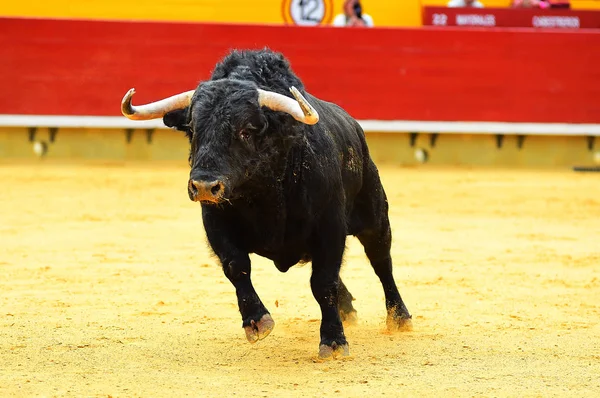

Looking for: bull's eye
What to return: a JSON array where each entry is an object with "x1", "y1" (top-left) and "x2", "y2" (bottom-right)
[{"x1": 239, "y1": 129, "x2": 250, "y2": 141}]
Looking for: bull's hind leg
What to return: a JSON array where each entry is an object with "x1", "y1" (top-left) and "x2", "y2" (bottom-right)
[
  {"x1": 338, "y1": 279, "x2": 358, "y2": 325},
  {"x1": 357, "y1": 224, "x2": 412, "y2": 330},
  {"x1": 353, "y1": 162, "x2": 412, "y2": 330}
]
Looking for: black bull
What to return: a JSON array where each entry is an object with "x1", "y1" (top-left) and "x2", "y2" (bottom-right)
[{"x1": 121, "y1": 49, "x2": 411, "y2": 358}]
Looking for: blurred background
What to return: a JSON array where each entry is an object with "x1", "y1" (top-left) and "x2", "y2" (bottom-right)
[{"x1": 1, "y1": 0, "x2": 598, "y2": 167}]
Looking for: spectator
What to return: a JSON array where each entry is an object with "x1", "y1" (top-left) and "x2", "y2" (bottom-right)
[
  {"x1": 512, "y1": 0, "x2": 551, "y2": 8},
  {"x1": 447, "y1": 0, "x2": 485, "y2": 7},
  {"x1": 513, "y1": 0, "x2": 570, "y2": 7},
  {"x1": 332, "y1": 0, "x2": 374, "y2": 27}
]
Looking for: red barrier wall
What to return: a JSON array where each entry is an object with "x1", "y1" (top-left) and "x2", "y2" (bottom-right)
[{"x1": 1, "y1": 17, "x2": 599, "y2": 123}]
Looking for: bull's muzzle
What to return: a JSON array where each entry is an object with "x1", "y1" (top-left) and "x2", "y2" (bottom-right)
[{"x1": 188, "y1": 179, "x2": 226, "y2": 203}]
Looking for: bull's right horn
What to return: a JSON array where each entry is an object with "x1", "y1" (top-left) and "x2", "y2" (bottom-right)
[
  {"x1": 121, "y1": 88, "x2": 195, "y2": 120},
  {"x1": 257, "y1": 86, "x2": 319, "y2": 125}
]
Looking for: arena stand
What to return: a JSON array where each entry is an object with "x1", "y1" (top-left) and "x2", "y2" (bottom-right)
[{"x1": 1, "y1": 6, "x2": 599, "y2": 165}]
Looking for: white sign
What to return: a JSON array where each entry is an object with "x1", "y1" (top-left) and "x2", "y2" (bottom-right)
[
  {"x1": 532, "y1": 16, "x2": 580, "y2": 29},
  {"x1": 286, "y1": 0, "x2": 328, "y2": 26}
]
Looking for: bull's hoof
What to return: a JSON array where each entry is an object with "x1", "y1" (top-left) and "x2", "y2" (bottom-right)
[
  {"x1": 386, "y1": 314, "x2": 413, "y2": 332},
  {"x1": 340, "y1": 309, "x2": 358, "y2": 326},
  {"x1": 244, "y1": 314, "x2": 275, "y2": 343},
  {"x1": 318, "y1": 342, "x2": 350, "y2": 359}
]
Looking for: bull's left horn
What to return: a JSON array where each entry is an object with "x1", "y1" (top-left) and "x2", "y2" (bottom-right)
[
  {"x1": 121, "y1": 88, "x2": 195, "y2": 120},
  {"x1": 257, "y1": 86, "x2": 319, "y2": 125}
]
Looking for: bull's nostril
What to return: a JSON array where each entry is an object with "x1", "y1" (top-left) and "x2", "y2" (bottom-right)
[
  {"x1": 211, "y1": 183, "x2": 223, "y2": 196},
  {"x1": 189, "y1": 180, "x2": 198, "y2": 194}
]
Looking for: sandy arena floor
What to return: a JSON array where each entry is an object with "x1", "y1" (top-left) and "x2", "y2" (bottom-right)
[{"x1": 1, "y1": 162, "x2": 599, "y2": 397}]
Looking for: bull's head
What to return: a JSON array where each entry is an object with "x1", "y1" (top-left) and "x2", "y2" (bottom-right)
[{"x1": 121, "y1": 80, "x2": 319, "y2": 204}]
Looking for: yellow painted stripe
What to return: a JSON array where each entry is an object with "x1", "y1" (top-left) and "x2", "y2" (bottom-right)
[
  {"x1": 571, "y1": 0, "x2": 600, "y2": 10},
  {"x1": 7, "y1": 0, "x2": 595, "y2": 28},
  {"x1": 1, "y1": 0, "x2": 423, "y2": 27}
]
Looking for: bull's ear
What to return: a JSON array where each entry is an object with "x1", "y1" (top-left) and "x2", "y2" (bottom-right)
[{"x1": 163, "y1": 108, "x2": 189, "y2": 132}]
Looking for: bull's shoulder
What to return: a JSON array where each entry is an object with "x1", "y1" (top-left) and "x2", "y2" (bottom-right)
[
  {"x1": 310, "y1": 96, "x2": 362, "y2": 131},
  {"x1": 308, "y1": 95, "x2": 366, "y2": 153}
]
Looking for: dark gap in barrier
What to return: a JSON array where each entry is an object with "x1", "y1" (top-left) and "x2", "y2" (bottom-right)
[
  {"x1": 429, "y1": 133, "x2": 438, "y2": 148},
  {"x1": 125, "y1": 128, "x2": 134, "y2": 143},
  {"x1": 28, "y1": 127, "x2": 37, "y2": 142},
  {"x1": 496, "y1": 134, "x2": 504, "y2": 149},
  {"x1": 409, "y1": 132, "x2": 418, "y2": 147},
  {"x1": 146, "y1": 129, "x2": 154, "y2": 144},
  {"x1": 587, "y1": 136, "x2": 595, "y2": 151},
  {"x1": 49, "y1": 127, "x2": 58, "y2": 143},
  {"x1": 517, "y1": 135, "x2": 526, "y2": 149}
]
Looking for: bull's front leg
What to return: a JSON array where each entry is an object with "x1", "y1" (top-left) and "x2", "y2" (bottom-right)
[
  {"x1": 223, "y1": 255, "x2": 274, "y2": 343},
  {"x1": 202, "y1": 208, "x2": 273, "y2": 343},
  {"x1": 310, "y1": 215, "x2": 349, "y2": 359}
]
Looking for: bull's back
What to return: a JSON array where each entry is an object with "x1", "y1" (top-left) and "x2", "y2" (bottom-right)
[
  {"x1": 310, "y1": 95, "x2": 367, "y2": 206},
  {"x1": 308, "y1": 96, "x2": 388, "y2": 236}
]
